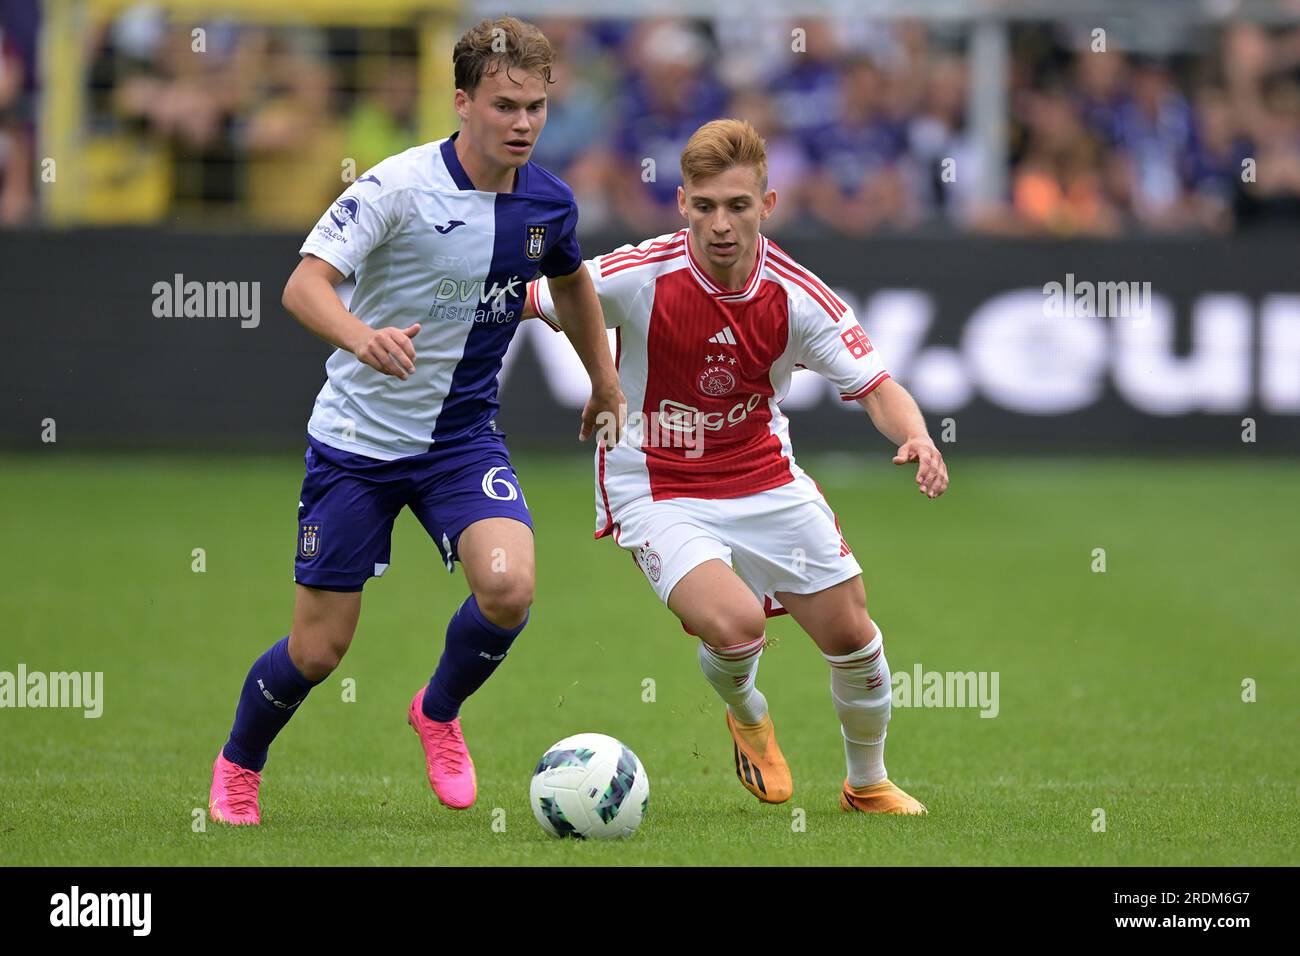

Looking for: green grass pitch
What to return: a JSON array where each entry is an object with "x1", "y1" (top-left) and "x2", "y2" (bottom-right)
[{"x1": 1, "y1": 451, "x2": 1296, "y2": 866}]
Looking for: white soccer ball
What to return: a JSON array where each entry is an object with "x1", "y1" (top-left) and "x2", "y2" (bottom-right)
[{"x1": 530, "y1": 733, "x2": 650, "y2": 840}]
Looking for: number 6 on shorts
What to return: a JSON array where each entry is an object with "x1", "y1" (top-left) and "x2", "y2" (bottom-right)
[{"x1": 482, "y1": 466, "x2": 522, "y2": 503}]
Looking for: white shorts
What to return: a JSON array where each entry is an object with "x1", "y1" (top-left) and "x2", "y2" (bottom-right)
[{"x1": 609, "y1": 474, "x2": 863, "y2": 615}]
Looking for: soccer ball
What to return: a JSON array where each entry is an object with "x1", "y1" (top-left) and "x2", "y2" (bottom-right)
[{"x1": 530, "y1": 733, "x2": 649, "y2": 839}]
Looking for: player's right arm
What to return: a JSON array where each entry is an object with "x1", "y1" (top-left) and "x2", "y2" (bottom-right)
[
  {"x1": 287, "y1": 158, "x2": 417, "y2": 379},
  {"x1": 282, "y1": 256, "x2": 420, "y2": 380}
]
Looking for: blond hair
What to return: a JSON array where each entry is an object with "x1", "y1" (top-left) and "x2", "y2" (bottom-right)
[
  {"x1": 453, "y1": 16, "x2": 554, "y2": 94},
  {"x1": 680, "y1": 119, "x2": 769, "y2": 190}
]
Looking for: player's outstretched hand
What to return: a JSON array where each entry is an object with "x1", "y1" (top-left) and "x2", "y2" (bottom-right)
[
  {"x1": 581, "y1": 381, "x2": 627, "y2": 450},
  {"x1": 354, "y1": 323, "x2": 421, "y2": 380},
  {"x1": 893, "y1": 437, "x2": 948, "y2": 499}
]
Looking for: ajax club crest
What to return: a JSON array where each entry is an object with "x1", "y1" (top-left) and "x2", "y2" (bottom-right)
[
  {"x1": 638, "y1": 545, "x2": 663, "y2": 583},
  {"x1": 526, "y1": 224, "x2": 547, "y2": 260},
  {"x1": 697, "y1": 352, "x2": 739, "y2": 397}
]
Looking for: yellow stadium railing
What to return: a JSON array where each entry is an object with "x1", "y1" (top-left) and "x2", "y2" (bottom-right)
[{"x1": 42, "y1": 0, "x2": 463, "y2": 226}]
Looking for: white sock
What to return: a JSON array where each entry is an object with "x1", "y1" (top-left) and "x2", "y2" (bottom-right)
[
  {"x1": 824, "y1": 624, "x2": 891, "y2": 788},
  {"x1": 697, "y1": 636, "x2": 769, "y2": 724}
]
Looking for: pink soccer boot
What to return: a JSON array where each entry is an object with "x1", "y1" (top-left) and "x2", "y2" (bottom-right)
[
  {"x1": 209, "y1": 751, "x2": 262, "y2": 825},
  {"x1": 408, "y1": 689, "x2": 478, "y2": 809}
]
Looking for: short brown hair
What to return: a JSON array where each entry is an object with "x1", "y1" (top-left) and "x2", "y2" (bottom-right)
[
  {"x1": 453, "y1": 16, "x2": 554, "y2": 95},
  {"x1": 680, "y1": 119, "x2": 769, "y2": 189}
]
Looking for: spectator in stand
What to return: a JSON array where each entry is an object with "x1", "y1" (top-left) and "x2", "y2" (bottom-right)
[
  {"x1": 610, "y1": 19, "x2": 727, "y2": 234},
  {"x1": 908, "y1": 53, "x2": 985, "y2": 228},
  {"x1": 766, "y1": 19, "x2": 845, "y2": 140},
  {"x1": 1187, "y1": 87, "x2": 1250, "y2": 233},
  {"x1": 1221, "y1": 22, "x2": 1300, "y2": 229},
  {"x1": 343, "y1": 56, "x2": 418, "y2": 177},
  {"x1": 528, "y1": 18, "x2": 617, "y2": 233},
  {"x1": 244, "y1": 33, "x2": 345, "y2": 227},
  {"x1": 1237, "y1": 78, "x2": 1300, "y2": 226},
  {"x1": 1012, "y1": 83, "x2": 1120, "y2": 236},
  {"x1": 1074, "y1": 48, "x2": 1128, "y2": 148},
  {"x1": 113, "y1": 21, "x2": 249, "y2": 212},
  {"x1": 0, "y1": 23, "x2": 33, "y2": 225},
  {"x1": 1111, "y1": 58, "x2": 1199, "y2": 230},
  {"x1": 727, "y1": 88, "x2": 809, "y2": 232},
  {"x1": 805, "y1": 56, "x2": 916, "y2": 235}
]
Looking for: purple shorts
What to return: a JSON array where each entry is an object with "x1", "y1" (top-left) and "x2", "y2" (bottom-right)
[{"x1": 293, "y1": 433, "x2": 532, "y2": 591}]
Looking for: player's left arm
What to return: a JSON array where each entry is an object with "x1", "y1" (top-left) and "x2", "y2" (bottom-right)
[
  {"x1": 790, "y1": 284, "x2": 948, "y2": 500},
  {"x1": 857, "y1": 379, "x2": 948, "y2": 499},
  {"x1": 533, "y1": 198, "x2": 625, "y2": 448},
  {"x1": 547, "y1": 265, "x2": 624, "y2": 449}
]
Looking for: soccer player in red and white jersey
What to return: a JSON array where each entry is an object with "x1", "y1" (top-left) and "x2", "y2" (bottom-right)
[{"x1": 525, "y1": 119, "x2": 947, "y2": 814}]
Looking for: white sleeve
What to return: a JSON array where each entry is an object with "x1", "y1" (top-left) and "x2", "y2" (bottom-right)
[
  {"x1": 299, "y1": 160, "x2": 406, "y2": 278},
  {"x1": 790, "y1": 290, "x2": 891, "y2": 401},
  {"x1": 528, "y1": 260, "x2": 605, "y2": 331},
  {"x1": 530, "y1": 234, "x2": 677, "y2": 331}
]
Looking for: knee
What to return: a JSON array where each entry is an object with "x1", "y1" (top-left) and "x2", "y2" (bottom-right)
[
  {"x1": 696, "y1": 607, "x2": 766, "y2": 649},
  {"x1": 290, "y1": 587, "x2": 359, "y2": 681},
  {"x1": 288, "y1": 634, "x2": 347, "y2": 682},
  {"x1": 823, "y1": 615, "x2": 881, "y2": 658},
  {"x1": 475, "y1": 575, "x2": 534, "y2": 630}
]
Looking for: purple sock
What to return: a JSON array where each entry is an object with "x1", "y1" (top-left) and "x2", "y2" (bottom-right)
[
  {"x1": 422, "y1": 594, "x2": 526, "y2": 722},
  {"x1": 222, "y1": 636, "x2": 320, "y2": 772}
]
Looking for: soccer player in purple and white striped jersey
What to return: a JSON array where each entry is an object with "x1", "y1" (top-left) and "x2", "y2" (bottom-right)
[{"x1": 208, "y1": 17, "x2": 622, "y2": 824}]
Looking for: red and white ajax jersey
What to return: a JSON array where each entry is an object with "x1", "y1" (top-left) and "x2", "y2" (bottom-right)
[{"x1": 531, "y1": 229, "x2": 890, "y2": 535}]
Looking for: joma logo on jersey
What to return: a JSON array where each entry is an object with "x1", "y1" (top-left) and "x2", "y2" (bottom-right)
[
  {"x1": 658, "y1": 394, "x2": 763, "y2": 434},
  {"x1": 526, "y1": 224, "x2": 547, "y2": 260},
  {"x1": 434, "y1": 276, "x2": 523, "y2": 304}
]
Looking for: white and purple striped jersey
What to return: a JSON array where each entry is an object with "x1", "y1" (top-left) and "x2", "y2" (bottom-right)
[{"x1": 299, "y1": 132, "x2": 581, "y2": 460}]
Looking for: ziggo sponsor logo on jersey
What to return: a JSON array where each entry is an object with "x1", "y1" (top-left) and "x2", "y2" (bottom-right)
[
  {"x1": 596, "y1": 394, "x2": 764, "y2": 458},
  {"x1": 658, "y1": 393, "x2": 764, "y2": 435}
]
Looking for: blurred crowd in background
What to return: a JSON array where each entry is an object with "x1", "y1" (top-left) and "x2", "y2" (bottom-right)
[{"x1": 2, "y1": 4, "x2": 1300, "y2": 236}]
